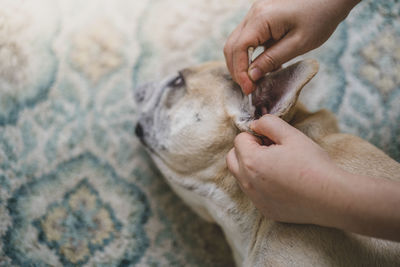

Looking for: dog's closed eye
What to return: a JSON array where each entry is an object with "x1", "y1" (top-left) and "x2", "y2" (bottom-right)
[
  {"x1": 168, "y1": 72, "x2": 185, "y2": 88},
  {"x1": 165, "y1": 72, "x2": 186, "y2": 108}
]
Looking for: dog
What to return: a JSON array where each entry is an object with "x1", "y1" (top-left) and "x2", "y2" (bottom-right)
[{"x1": 134, "y1": 59, "x2": 400, "y2": 266}]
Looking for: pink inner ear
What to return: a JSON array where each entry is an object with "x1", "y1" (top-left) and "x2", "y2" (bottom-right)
[
  {"x1": 252, "y1": 78, "x2": 292, "y2": 118},
  {"x1": 251, "y1": 69, "x2": 296, "y2": 118},
  {"x1": 251, "y1": 60, "x2": 318, "y2": 119}
]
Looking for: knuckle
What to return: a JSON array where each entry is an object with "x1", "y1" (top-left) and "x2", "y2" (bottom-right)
[
  {"x1": 237, "y1": 34, "x2": 255, "y2": 50},
  {"x1": 258, "y1": 53, "x2": 278, "y2": 72},
  {"x1": 237, "y1": 41, "x2": 250, "y2": 51}
]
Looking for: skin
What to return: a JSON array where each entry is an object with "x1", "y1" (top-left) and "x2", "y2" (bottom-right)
[
  {"x1": 224, "y1": 0, "x2": 400, "y2": 241},
  {"x1": 224, "y1": 0, "x2": 360, "y2": 95},
  {"x1": 226, "y1": 115, "x2": 400, "y2": 242}
]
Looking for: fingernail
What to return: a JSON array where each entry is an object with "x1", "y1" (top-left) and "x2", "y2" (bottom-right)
[
  {"x1": 243, "y1": 80, "x2": 255, "y2": 95},
  {"x1": 249, "y1": 67, "x2": 262, "y2": 82}
]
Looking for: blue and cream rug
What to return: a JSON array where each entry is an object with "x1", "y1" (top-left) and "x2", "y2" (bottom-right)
[{"x1": 0, "y1": 0, "x2": 399, "y2": 266}]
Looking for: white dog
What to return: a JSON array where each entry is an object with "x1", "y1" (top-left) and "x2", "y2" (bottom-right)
[{"x1": 134, "y1": 60, "x2": 400, "y2": 266}]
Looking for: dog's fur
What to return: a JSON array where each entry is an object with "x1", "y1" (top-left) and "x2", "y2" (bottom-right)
[{"x1": 135, "y1": 60, "x2": 400, "y2": 266}]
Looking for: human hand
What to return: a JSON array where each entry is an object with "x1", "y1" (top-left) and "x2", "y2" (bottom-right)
[
  {"x1": 227, "y1": 115, "x2": 400, "y2": 241},
  {"x1": 224, "y1": 0, "x2": 360, "y2": 94},
  {"x1": 226, "y1": 115, "x2": 342, "y2": 225}
]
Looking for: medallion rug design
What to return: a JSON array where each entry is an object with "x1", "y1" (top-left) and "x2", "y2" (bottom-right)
[{"x1": 0, "y1": 0, "x2": 399, "y2": 266}]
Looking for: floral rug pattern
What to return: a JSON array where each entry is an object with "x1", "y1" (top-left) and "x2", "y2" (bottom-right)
[{"x1": 0, "y1": 0, "x2": 399, "y2": 266}]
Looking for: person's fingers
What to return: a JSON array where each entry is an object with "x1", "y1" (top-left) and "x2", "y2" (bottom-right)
[
  {"x1": 231, "y1": 39, "x2": 254, "y2": 94},
  {"x1": 231, "y1": 25, "x2": 270, "y2": 94},
  {"x1": 233, "y1": 132, "x2": 263, "y2": 160},
  {"x1": 224, "y1": 20, "x2": 246, "y2": 81},
  {"x1": 251, "y1": 115, "x2": 301, "y2": 145},
  {"x1": 260, "y1": 39, "x2": 282, "y2": 71},
  {"x1": 239, "y1": 71, "x2": 256, "y2": 95},
  {"x1": 249, "y1": 31, "x2": 304, "y2": 78},
  {"x1": 227, "y1": 148, "x2": 254, "y2": 190},
  {"x1": 226, "y1": 148, "x2": 240, "y2": 175}
]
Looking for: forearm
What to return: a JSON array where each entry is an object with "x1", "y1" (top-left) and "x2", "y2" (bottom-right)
[{"x1": 322, "y1": 169, "x2": 400, "y2": 241}]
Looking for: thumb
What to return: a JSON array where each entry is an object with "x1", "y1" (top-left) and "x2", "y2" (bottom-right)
[
  {"x1": 233, "y1": 132, "x2": 263, "y2": 159},
  {"x1": 248, "y1": 32, "x2": 303, "y2": 81},
  {"x1": 251, "y1": 115, "x2": 300, "y2": 145}
]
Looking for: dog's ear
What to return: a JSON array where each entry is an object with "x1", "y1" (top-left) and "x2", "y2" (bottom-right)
[
  {"x1": 252, "y1": 59, "x2": 319, "y2": 119},
  {"x1": 232, "y1": 59, "x2": 319, "y2": 131}
]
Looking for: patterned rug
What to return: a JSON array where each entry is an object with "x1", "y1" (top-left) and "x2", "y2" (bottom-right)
[{"x1": 0, "y1": 0, "x2": 399, "y2": 266}]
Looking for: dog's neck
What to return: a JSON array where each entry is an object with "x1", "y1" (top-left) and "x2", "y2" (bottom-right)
[
  {"x1": 184, "y1": 105, "x2": 338, "y2": 265},
  {"x1": 156, "y1": 154, "x2": 265, "y2": 265},
  {"x1": 203, "y1": 168, "x2": 268, "y2": 265}
]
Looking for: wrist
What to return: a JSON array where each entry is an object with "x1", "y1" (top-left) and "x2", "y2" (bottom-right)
[
  {"x1": 323, "y1": 170, "x2": 400, "y2": 241},
  {"x1": 306, "y1": 165, "x2": 352, "y2": 228},
  {"x1": 324, "y1": 170, "x2": 369, "y2": 231},
  {"x1": 298, "y1": 164, "x2": 350, "y2": 228}
]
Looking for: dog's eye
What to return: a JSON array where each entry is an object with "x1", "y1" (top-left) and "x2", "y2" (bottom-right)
[
  {"x1": 165, "y1": 73, "x2": 186, "y2": 108},
  {"x1": 168, "y1": 73, "x2": 185, "y2": 88}
]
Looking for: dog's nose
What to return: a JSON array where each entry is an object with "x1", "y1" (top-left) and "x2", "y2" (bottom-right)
[{"x1": 135, "y1": 123, "x2": 144, "y2": 138}]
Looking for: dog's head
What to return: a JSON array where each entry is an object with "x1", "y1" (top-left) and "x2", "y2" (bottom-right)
[{"x1": 135, "y1": 60, "x2": 318, "y2": 177}]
